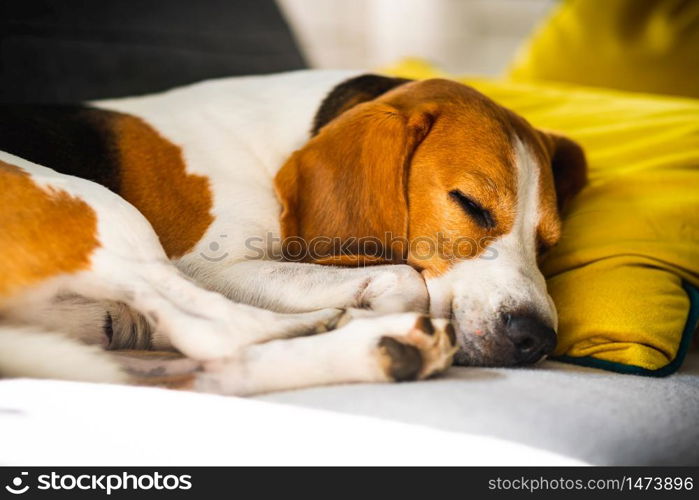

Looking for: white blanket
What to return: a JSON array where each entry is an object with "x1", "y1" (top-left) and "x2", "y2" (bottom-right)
[
  {"x1": 260, "y1": 352, "x2": 699, "y2": 465},
  {"x1": 1, "y1": 352, "x2": 697, "y2": 465}
]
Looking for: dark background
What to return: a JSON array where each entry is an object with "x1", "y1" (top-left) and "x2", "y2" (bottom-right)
[{"x1": 0, "y1": 0, "x2": 306, "y2": 103}]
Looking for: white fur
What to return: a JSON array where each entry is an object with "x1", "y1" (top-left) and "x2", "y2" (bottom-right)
[
  {"x1": 4, "y1": 295, "x2": 111, "y2": 347},
  {"x1": 0, "y1": 326, "x2": 126, "y2": 384}
]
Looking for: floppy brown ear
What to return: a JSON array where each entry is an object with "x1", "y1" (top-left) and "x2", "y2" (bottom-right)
[
  {"x1": 540, "y1": 132, "x2": 588, "y2": 212},
  {"x1": 275, "y1": 100, "x2": 434, "y2": 265}
]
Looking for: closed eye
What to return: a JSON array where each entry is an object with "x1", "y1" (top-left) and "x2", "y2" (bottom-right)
[{"x1": 448, "y1": 190, "x2": 495, "y2": 229}]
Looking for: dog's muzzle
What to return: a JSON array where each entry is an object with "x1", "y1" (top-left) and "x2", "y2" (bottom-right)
[{"x1": 451, "y1": 309, "x2": 557, "y2": 367}]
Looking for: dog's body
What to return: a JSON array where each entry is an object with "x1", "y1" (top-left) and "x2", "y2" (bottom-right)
[{"x1": 0, "y1": 70, "x2": 586, "y2": 394}]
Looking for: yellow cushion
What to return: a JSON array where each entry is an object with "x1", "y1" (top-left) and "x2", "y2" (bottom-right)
[
  {"x1": 508, "y1": 0, "x2": 699, "y2": 98},
  {"x1": 384, "y1": 59, "x2": 699, "y2": 373}
]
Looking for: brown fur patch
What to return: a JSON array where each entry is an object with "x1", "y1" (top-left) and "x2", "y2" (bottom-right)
[
  {"x1": 0, "y1": 160, "x2": 100, "y2": 299},
  {"x1": 112, "y1": 115, "x2": 214, "y2": 259}
]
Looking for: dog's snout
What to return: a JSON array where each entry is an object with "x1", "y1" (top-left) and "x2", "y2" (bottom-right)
[{"x1": 503, "y1": 313, "x2": 556, "y2": 364}]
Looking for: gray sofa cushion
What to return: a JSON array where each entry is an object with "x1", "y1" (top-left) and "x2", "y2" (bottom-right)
[{"x1": 1, "y1": 0, "x2": 306, "y2": 103}]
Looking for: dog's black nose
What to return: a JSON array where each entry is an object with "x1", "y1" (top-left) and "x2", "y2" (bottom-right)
[{"x1": 503, "y1": 313, "x2": 556, "y2": 364}]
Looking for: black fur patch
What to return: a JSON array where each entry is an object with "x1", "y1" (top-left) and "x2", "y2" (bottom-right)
[
  {"x1": 103, "y1": 312, "x2": 114, "y2": 346},
  {"x1": 415, "y1": 315, "x2": 435, "y2": 336},
  {"x1": 311, "y1": 74, "x2": 411, "y2": 135},
  {"x1": 0, "y1": 104, "x2": 121, "y2": 192},
  {"x1": 379, "y1": 336, "x2": 423, "y2": 382},
  {"x1": 445, "y1": 323, "x2": 457, "y2": 346}
]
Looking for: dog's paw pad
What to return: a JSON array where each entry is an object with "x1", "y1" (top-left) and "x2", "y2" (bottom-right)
[
  {"x1": 377, "y1": 316, "x2": 456, "y2": 381},
  {"x1": 378, "y1": 336, "x2": 423, "y2": 381}
]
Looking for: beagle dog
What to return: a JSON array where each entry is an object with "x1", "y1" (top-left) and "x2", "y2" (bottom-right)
[{"x1": 0, "y1": 70, "x2": 586, "y2": 395}]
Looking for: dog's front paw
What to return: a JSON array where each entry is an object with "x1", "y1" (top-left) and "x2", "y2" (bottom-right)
[
  {"x1": 360, "y1": 265, "x2": 429, "y2": 314},
  {"x1": 192, "y1": 313, "x2": 457, "y2": 396},
  {"x1": 376, "y1": 315, "x2": 457, "y2": 381}
]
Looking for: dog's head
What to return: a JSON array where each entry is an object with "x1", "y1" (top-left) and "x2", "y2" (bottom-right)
[{"x1": 275, "y1": 75, "x2": 587, "y2": 366}]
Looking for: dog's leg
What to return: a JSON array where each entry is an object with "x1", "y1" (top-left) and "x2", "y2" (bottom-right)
[
  {"x1": 187, "y1": 260, "x2": 429, "y2": 314},
  {"x1": 71, "y1": 260, "x2": 344, "y2": 360},
  {"x1": 195, "y1": 314, "x2": 457, "y2": 396},
  {"x1": 0, "y1": 155, "x2": 343, "y2": 364}
]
